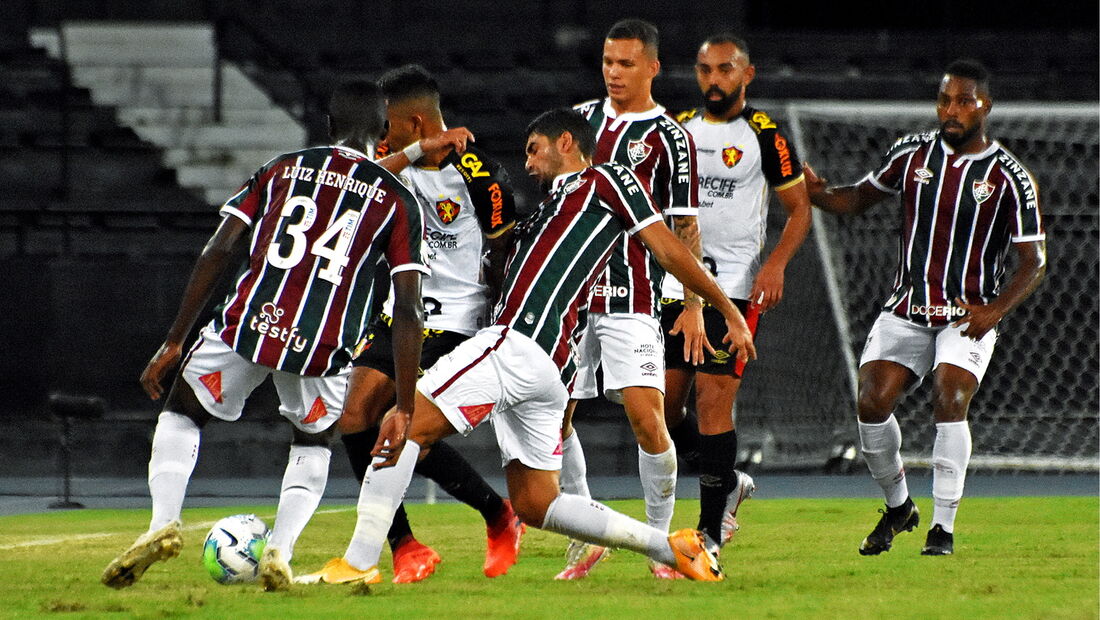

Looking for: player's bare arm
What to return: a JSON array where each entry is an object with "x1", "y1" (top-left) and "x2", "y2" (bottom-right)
[
  {"x1": 377, "y1": 127, "x2": 475, "y2": 174},
  {"x1": 140, "y1": 215, "x2": 249, "y2": 400},
  {"x1": 953, "y1": 240, "x2": 1047, "y2": 340},
  {"x1": 637, "y1": 221, "x2": 756, "y2": 362},
  {"x1": 750, "y1": 179, "x2": 813, "y2": 312},
  {"x1": 483, "y1": 227, "x2": 515, "y2": 307},
  {"x1": 668, "y1": 214, "x2": 707, "y2": 364},
  {"x1": 373, "y1": 269, "x2": 425, "y2": 468},
  {"x1": 803, "y1": 162, "x2": 890, "y2": 216}
]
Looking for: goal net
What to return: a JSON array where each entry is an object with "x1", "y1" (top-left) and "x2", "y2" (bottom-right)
[{"x1": 773, "y1": 101, "x2": 1099, "y2": 472}]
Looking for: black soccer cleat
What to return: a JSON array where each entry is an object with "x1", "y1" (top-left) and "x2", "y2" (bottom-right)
[
  {"x1": 921, "y1": 524, "x2": 954, "y2": 556},
  {"x1": 858, "y1": 497, "x2": 920, "y2": 555}
]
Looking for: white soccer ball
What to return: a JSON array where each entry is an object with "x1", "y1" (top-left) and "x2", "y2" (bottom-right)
[{"x1": 201, "y1": 514, "x2": 269, "y2": 584}]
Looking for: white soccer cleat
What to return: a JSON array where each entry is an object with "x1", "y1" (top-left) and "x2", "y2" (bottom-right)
[
  {"x1": 101, "y1": 520, "x2": 183, "y2": 589},
  {"x1": 553, "y1": 539, "x2": 611, "y2": 580},
  {"x1": 259, "y1": 547, "x2": 293, "y2": 592},
  {"x1": 719, "y1": 471, "x2": 756, "y2": 548}
]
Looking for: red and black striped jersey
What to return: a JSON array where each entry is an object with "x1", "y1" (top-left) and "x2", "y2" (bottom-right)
[
  {"x1": 493, "y1": 162, "x2": 662, "y2": 382},
  {"x1": 213, "y1": 144, "x2": 428, "y2": 376},
  {"x1": 574, "y1": 98, "x2": 699, "y2": 315},
  {"x1": 865, "y1": 131, "x2": 1045, "y2": 326}
]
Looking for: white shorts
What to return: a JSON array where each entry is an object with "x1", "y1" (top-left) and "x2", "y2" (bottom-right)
[
  {"x1": 417, "y1": 326, "x2": 567, "y2": 471},
  {"x1": 859, "y1": 312, "x2": 997, "y2": 384},
  {"x1": 571, "y1": 312, "x2": 664, "y2": 403},
  {"x1": 181, "y1": 325, "x2": 347, "y2": 433}
]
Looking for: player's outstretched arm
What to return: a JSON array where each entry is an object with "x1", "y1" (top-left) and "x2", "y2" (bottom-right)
[
  {"x1": 140, "y1": 216, "x2": 249, "y2": 400},
  {"x1": 377, "y1": 128, "x2": 476, "y2": 174},
  {"x1": 636, "y1": 221, "x2": 757, "y2": 363},
  {"x1": 751, "y1": 179, "x2": 813, "y2": 312},
  {"x1": 953, "y1": 240, "x2": 1047, "y2": 340},
  {"x1": 668, "y1": 214, "x2": 707, "y2": 365},
  {"x1": 803, "y1": 162, "x2": 889, "y2": 216},
  {"x1": 373, "y1": 269, "x2": 424, "y2": 468}
]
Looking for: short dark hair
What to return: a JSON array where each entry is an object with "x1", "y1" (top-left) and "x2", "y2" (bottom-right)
[
  {"x1": 606, "y1": 18, "x2": 659, "y2": 57},
  {"x1": 328, "y1": 80, "x2": 387, "y2": 143},
  {"x1": 702, "y1": 32, "x2": 750, "y2": 61},
  {"x1": 944, "y1": 58, "x2": 991, "y2": 95},
  {"x1": 526, "y1": 108, "x2": 597, "y2": 159},
  {"x1": 377, "y1": 63, "x2": 440, "y2": 104}
]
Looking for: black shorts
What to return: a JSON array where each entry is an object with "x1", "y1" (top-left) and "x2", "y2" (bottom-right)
[
  {"x1": 661, "y1": 298, "x2": 754, "y2": 377},
  {"x1": 352, "y1": 314, "x2": 469, "y2": 379}
]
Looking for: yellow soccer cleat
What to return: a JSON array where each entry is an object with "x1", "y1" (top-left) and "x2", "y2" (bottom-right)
[
  {"x1": 294, "y1": 557, "x2": 383, "y2": 586},
  {"x1": 101, "y1": 520, "x2": 183, "y2": 589},
  {"x1": 667, "y1": 529, "x2": 724, "y2": 582}
]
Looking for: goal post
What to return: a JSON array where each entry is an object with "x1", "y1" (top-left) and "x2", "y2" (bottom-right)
[{"x1": 783, "y1": 100, "x2": 1099, "y2": 472}]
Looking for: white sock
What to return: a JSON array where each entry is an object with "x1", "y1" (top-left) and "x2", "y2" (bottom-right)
[
  {"x1": 559, "y1": 430, "x2": 591, "y2": 498},
  {"x1": 542, "y1": 493, "x2": 675, "y2": 566},
  {"x1": 147, "y1": 411, "x2": 200, "y2": 531},
  {"x1": 267, "y1": 444, "x2": 331, "y2": 561},
  {"x1": 858, "y1": 415, "x2": 909, "y2": 508},
  {"x1": 931, "y1": 421, "x2": 972, "y2": 533},
  {"x1": 344, "y1": 441, "x2": 421, "y2": 570},
  {"x1": 638, "y1": 445, "x2": 677, "y2": 532}
]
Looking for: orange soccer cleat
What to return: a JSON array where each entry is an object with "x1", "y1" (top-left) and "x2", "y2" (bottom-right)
[
  {"x1": 667, "y1": 529, "x2": 724, "y2": 582},
  {"x1": 391, "y1": 536, "x2": 442, "y2": 584},
  {"x1": 483, "y1": 500, "x2": 526, "y2": 577}
]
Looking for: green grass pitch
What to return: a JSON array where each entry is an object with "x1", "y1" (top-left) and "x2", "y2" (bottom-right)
[{"x1": 1, "y1": 496, "x2": 1096, "y2": 619}]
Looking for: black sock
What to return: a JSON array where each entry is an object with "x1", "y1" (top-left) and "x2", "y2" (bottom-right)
[
  {"x1": 343, "y1": 429, "x2": 414, "y2": 551},
  {"x1": 669, "y1": 410, "x2": 702, "y2": 470},
  {"x1": 387, "y1": 504, "x2": 414, "y2": 551},
  {"x1": 696, "y1": 430, "x2": 738, "y2": 544},
  {"x1": 340, "y1": 428, "x2": 379, "y2": 483},
  {"x1": 415, "y1": 440, "x2": 504, "y2": 523}
]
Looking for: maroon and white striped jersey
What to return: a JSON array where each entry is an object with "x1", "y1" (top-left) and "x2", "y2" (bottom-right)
[
  {"x1": 213, "y1": 144, "x2": 428, "y2": 376},
  {"x1": 865, "y1": 131, "x2": 1044, "y2": 326},
  {"x1": 494, "y1": 162, "x2": 662, "y2": 381},
  {"x1": 574, "y1": 98, "x2": 699, "y2": 315}
]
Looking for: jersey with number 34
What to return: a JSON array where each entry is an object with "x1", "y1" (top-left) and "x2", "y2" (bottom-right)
[{"x1": 214, "y1": 145, "x2": 428, "y2": 377}]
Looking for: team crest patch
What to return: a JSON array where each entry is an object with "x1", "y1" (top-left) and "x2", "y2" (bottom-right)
[
  {"x1": 435, "y1": 199, "x2": 461, "y2": 224},
  {"x1": 198, "y1": 372, "x2": 223, "y2": 404},
  {"x1": 459, "y1": 403, "x2": 494, "y2": 427},
  {"x1": 721, "y1": 145, "x2": 743, "y2": 168},
  {"x1": 972, "y1": 179, "x2": 995, "y2": 203},
  {"x1": 626, "y1": 139, "x2": 653, "y2": 166},
  {"x1": 303, "y1": 397, "x2": 328, "y2": 424}
]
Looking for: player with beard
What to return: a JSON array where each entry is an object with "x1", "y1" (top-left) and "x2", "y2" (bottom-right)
[
  {"x1": 804, "y1": 59, "x2": 1046, "y2": 556},
  {"x1": 662, "y1": 34, "x2": 811, "y2": 557}
]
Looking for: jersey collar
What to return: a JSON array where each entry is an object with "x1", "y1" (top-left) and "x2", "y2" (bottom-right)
[
  {"x1": 603, "y1": 98, "x2": 666, "y2": 129},
  {"x1": 333, "y1": 144, "x2": 370, "y2": 160}
]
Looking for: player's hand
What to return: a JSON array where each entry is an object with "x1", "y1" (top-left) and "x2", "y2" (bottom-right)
[
  {"x1": 420, "y1": 127, "x2": 475, "y2": 158},
  {"x1": 802, "y1": 162, "x2": 828, "y2": 201},
  {"x1": 668, "y1": 303, "x2": 711, "y2": 364},
  {"x1": 951, "y1": 297, "x2": 1003, "y2": 340},
  {"x1": 721, "y1": 310, "x2": 757, "y2": 364},
  {"x1": 140, "y1": 341, "x2": 183, "y2": 400},
  {"x1": 749, "y1": 260, "x2": 785, "y2": 313},
  {"x1": 371, "y1": 408, "x2": 411, "y2": 469}
]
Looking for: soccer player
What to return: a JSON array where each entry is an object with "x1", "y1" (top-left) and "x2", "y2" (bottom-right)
[
  {"x1": 561, "y1": 18, "x2": 702, "y2": 580},
  {"x1": 100, "y1": 81, "x2": 442, "y2": 591},
  {"x1": 662, "y1": 34, "x2": 812, "y2": 557},
  {"x1": 305, "y1": 108, "x2": 755, "y2": 585},
  {"x1": 303, "y1": 65, "x2": 522, "y2": 585},
  {"x1": 804, "y1": 59, "x2": 1046, "y2": 556}
]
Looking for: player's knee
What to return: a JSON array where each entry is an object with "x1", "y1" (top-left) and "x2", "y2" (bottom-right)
[
  {"x1": 932, "y1": 388, "x2": 971, "y2": 422},
  {"x1": 292, "y1": 424, "x2": 338, "y2": 447},
  {"x1": 857, "y1": 386, "x2": 900, "y2": 421}
]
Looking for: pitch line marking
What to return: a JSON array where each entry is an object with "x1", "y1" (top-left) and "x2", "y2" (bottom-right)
[{"x1": 0, "y1": 507, "x2": 354, "y2": 550}]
